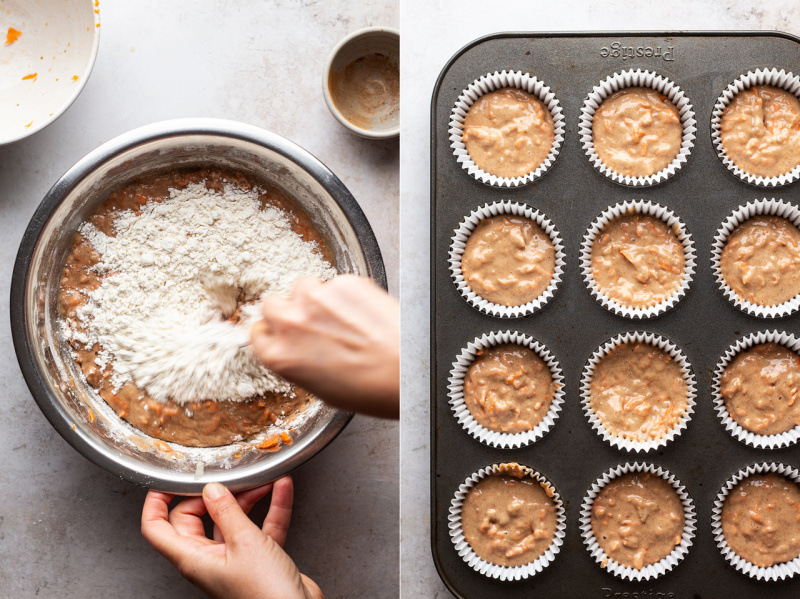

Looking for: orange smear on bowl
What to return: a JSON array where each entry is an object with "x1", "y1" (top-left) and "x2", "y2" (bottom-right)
[
  {"x1": 71, "y1": 75, "x2": 79, "y2": 81},
  {"x1": 22, "y1": 73, "x2": 37, "y2": 80},
  {"x1": 5, "y1": 27, "x2": 21, "y2": 45}
]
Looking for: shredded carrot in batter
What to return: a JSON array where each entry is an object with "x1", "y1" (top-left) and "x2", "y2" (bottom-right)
[
  {"x1": 5, "y1": 27, "x2": 21, "y2": 45},
  {"x1": 22, "y1": 73, "x2": 37, "y2": 80},
  {"x1": 257, "y1": 435, "x2": 279, "y2": 450}
]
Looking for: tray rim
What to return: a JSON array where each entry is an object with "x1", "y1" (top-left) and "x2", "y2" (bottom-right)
[{"x1": 429, "y1": 29, "x2": 800, "y2": 599}]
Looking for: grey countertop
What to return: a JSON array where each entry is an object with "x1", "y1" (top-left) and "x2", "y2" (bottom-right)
[
  {"x1": 7, "y1": 1, "x2": 800, "y2": 597},
  {"x1": 0, "y1": 2, "x2": 398, "y2": 598},
  {"x1": 399, "y1": 1, "x2": 800, "y2": 596}
]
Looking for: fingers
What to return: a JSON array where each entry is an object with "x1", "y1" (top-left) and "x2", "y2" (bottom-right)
[
  {"x1": 259, "y1": 295, "x2": 293, "y2": 321},
  {"x1": 324, "y1": 273, "x2": 378, "y2": 299},
  {"x1": 250, "y1": 319, "x2": 277, "y2": 365},
  {"x1": 141, "y1": 490, "x2": 187, "y2": 566},
  {"x1": 291, "y1": 276, "x2": 323, "y2": 297},
  {"x1": 254, "y1": 293, "x2": 295, "y2": 365},
  {"x1": 210, "y1": 483, "x2": 276, "y2": 543},
  {"x1": 254, "y1": 277, "x2": 335, "y2": 369},
  {"x1": 259, "y1": 276, "x2": 322, "y2": 325},
  {"x1": 262, "y1": 475, "x2": 294, "y2": 548},
  {"x1": 253, "y1": 300, "x2": 303, "y2": 369},
  {"x1": 168, "y1": 496, "x2": 209, "y2": 538},
  {"x1": 202, "y1": 482, "x2": 259, "y2": 547},
  {"x1": 250, "y1": 318, "x2": 269, "y2": 341},
  {"x1": 301, "y1": 574, "x2": 326, "y2": 599},
  {"x1": 250, "y1": 319, "x2": 273, "y2": 365},
  {"x1": 234, "y1": 483, "x2": 275, "y2": 515},
  {"x1": 142, "y1": 490, "x2": 174, "y2": 535}
]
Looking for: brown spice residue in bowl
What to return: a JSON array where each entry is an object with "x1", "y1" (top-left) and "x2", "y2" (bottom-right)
[{"x1": 329, "y1": 53, "x2": 399, "y2": 130}]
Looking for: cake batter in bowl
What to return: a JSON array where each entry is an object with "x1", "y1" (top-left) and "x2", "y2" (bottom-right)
[{"x1": 10, "y1": 118, "x2": 385, "y2": 494}]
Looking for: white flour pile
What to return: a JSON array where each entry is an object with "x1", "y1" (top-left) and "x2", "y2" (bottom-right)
[{"x1": 62, "y1": 180, "x2": 337, "y2": 404}]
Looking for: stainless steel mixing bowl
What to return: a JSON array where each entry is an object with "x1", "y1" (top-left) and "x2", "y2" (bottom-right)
[{"x1": 10, "y1": 119, "x2": 386, "y2": 494}]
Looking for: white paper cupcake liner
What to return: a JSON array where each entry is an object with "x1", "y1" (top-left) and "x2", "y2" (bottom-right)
[
  {"x1": 711, "y1": 68, "x2": 800, "y2": 187},
  {"x1": 449, "y1": 201, "x2": 565, "y2": 318},
  {"x1": 713, "y1": 330, "x2": 800, "y2": 449},
  {"x1": 711, "y1": 198, "x2": 800, "y2": 318},
  {"x1": 579, "y1": 69, "x2": 696, "y2": 187},
  {"x1": 448, "y1": 462, "x2": 566, "y2": 581},
  {"x1": 580, "y1": 200, "x2": 696, "y2": 319},
  {"x1": 580, "y1": 332, "x2": 696, "y2": 452},
  {"x1": 449, "y1": 70, "x2": 565, "y2": 187},
  {"x1": 448, "y1": 330, "x2": 565, "y2": 449},
  {"x1": 712, "y1": 462, "x2": 800, "y2": 581},
  {"x1": 580, "y1": 462, "x2": 696, "y2": 581}
]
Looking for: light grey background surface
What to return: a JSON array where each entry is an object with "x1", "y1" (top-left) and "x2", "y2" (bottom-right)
[
  {"x1": 399, "y1": 1, "x2": 800, "y2": 597},
  {"x1": 0, "y1": 1, "x2": 398, "y2": 598}
]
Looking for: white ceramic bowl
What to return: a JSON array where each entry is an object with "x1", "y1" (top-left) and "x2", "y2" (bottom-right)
[
  {"x1": 0, "y1": 0, "x2": 100, "y2": 145},
  {"x1": 323, "y1": 26, "x2": 399, "y2": 139}
]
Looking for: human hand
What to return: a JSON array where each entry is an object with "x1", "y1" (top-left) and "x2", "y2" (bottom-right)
[
  {"x1": 141, "y1": 476, "x2": 322, "y2": 599},
  {"x1": 250, "y1": 274, "x2": 399, "y2": 419}
]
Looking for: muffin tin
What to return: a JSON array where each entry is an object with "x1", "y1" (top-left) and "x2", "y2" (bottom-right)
[{"x1": 430, "y1": 32, "x2": 800, "y2": 598}]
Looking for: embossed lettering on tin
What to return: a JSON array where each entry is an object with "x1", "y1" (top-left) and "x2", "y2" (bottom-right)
[{"x1": 600, "y1": 42, "x2": 675, "y2": 61}]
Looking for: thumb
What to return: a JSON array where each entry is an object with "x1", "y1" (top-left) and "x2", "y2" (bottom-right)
[{"x1": 202, "y1": 482, "x2": 257, "y2": 544}]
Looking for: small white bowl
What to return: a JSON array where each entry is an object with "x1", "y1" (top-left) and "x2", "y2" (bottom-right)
[
  {"x1": 0, "y1": 0, "x2": 100, "y2": 145},
  {"x1": 322, "y1": 26, "x2": 399, "y2": 139}
]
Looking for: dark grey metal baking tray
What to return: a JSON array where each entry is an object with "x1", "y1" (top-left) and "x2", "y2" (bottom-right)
[{"x1": 431, "y1": 31, "x2": 800, "y2": 599}]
